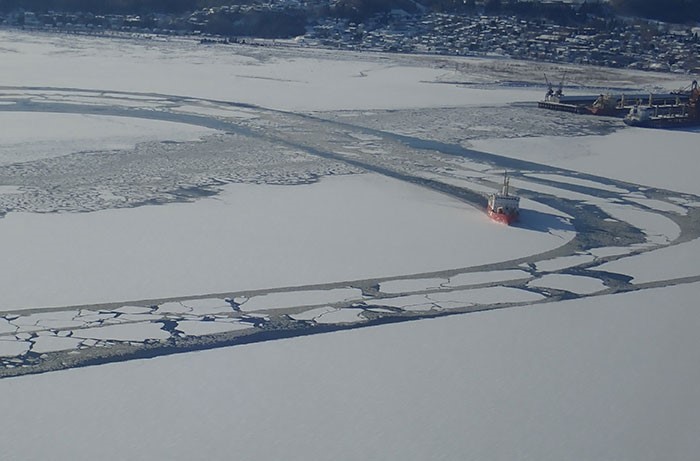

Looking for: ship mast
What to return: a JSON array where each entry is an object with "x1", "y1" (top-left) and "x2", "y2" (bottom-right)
[{"x1": 501, "y1": 172, "x2": 510, "y2": 196}]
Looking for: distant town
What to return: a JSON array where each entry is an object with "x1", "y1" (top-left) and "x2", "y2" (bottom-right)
[{"x1": 2, "y1": 0, "x2": 699, "y2": 75}]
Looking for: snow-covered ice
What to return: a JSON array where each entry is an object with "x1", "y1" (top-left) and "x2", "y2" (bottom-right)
[
  {"x1": 592, "y1": 200, "x2": 680, "y2": 245},
  {"x1": 625, "y1": 196, "x2": 688, "y2": 215},
  {"x1": 175, "y1": 320, "x2": 252, "y2": 337},
  {"x1": 240, "y1": 288, "x2": 364, "y2": 312},
  {"x1": 0, "y1": 112, "x2": 215, "y2": 165},
  {"x1": 311, "y1": 308, "x2": 366, "y2": 324},
  {"x1": 426, "y1": 286, "x2": 545, "y2": 308},
  {"x1": 534, "y1": 253, "x2": 596, "y2": 272},
  {"x1": 0, "y1": 319, "x2": 17, "y2": 335},
  {"x1": 71, "y1": 322, "x2": 170, "y2": 342},
  {"x1": 289, "y1": 306, "x2": 338, "y2": 322},
  {"x1": 364, "y1": 294, "x2": 437, "y2": 312},
  {"x1": 588, "y1": 245, "x2": 643, "y2": 259},
  {"x1": 179, "y1": 299, "x2": 235, "y2": 316},
  {"x1": 472, "y1": 129, "x2": 700, "y2": 195},
  {"x1": 0, "y1": 30, "x2": 543, "y2": 112},
  {"x1": 0, "y1": 339, "x2": 30, "y2": 357},
  {"x1": 30, "y1": 335, "x2": 84, "y2": 354},
  {"x1": 0, "y1": 29, "x2": 698, "y2": 461},
  {"x1": 0, "y1": 174, "x2": 574, "y2": 311},
  {"x1": 367, "y1": 286, "x2": 544, "y2": 311},
  {"x1": 379, "y1": 278, "x2": 447, "y2": 294},
  {"x1": 445, "y1": 269, "x2": 532, "y2": 287},
  {"x1": 112, "y1": 306, "x2": 153, "y2": 315},
  {"x1": 0, "y1": 185, "x2": 22, "y2": 194},
  {"x1": 528, "y1": 274, "x2": 607, "y2": 295},
  {"x1": 526, "y1": 173, "x2": 629, "y2": 194},
  {"x1": 1, "y1": 282, "x2": 697, "y2": 461},
  {"x1": 596, "y1": 238, "x2": 700, "y2": 284},
  {"x1": 154, "y1": 302, "x2": 193, "y2": 315}
]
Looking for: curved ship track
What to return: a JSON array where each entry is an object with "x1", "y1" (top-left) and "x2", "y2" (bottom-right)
[{"x1": 1, "y1": 87, "x2": 698, "y2": 377}]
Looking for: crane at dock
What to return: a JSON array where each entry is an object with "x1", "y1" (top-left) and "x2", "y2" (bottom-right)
[{"x1": 543, "y1": 72, "x2": 566, "y2": 102}]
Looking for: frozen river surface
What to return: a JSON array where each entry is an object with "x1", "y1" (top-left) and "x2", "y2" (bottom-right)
[{"x1": 0, "y1": 29, "x2": 699, "y2": 461}]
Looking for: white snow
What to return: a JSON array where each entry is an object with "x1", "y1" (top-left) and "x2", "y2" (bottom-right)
[
  {"x1": 595, "y1": 238, "x2": 700, "y2": 284},
  {"x1": 0, "y1": 318, "x2": 17, "y2": 335},
  {"x1": 534, "y1": 253, "x2": 596, "y2": 272},
  {"x1": 0, "y1": 339, "x2": 30, "y2": 357},
  {"x1": 520, "y1": 197, "x2": 574, "y2": 220},
  {"x1": 289, "y1": 306, "x2": 337, "y2": 322},
  {"x1": 30, "y1": 334, "x2": 83, "y2": 354},
  {"x1": 180, "y1": 299, "x2": 235, "y2": 315},
  {"x1": 71, "y1": 322, "x2": 170, "y2": 342},
  {"x1": 115, "y1": 313, "x2": 164, "y2": 322},
  {"x1": 172, "y1": 104, "x2": 260, "y2": 120},
  {"x1": 526, "y1": 173, "x2": 629, "y2": 193},
  {"x1": 625, "y1": 196, "x2": 688, "y2": 215},
  {"x1": 154, "y1": 302, "x2": 191, "y2": 315},
  {"x1": 511, "y1": 177, "x2": 600, "y2": 202},
  {"x1": 472, "y1": 129, "x2": 700, "y2": 196},
  {"x1": 312, "y1": 308, "x2": 366, "y2": 324},
  {"x1": 592, "y1": 200, "x2": 681, "y2": 244},
  {"x1": 10, "y1": 311, "x2": 86, "y2": 331},
  {"x1": 75, "y1": 311, "x2": 118, "y2": 324},
  {"x1": 0, "y1": 31, "x2": 542, "y2": 112},
  {"x1": 0, "y1": 185, "x2": 22, "y2": 194},
  {"x1": 112, "y1": 306, "x2": 153, "y2": 315},
  {"x1": 364, "y1": 307, "x2": 396, "y2": 314},
  {"x1": 367, "y1": 286, "x2": 544, "y2": 311},
  {"x1": 589, "y1": 244, "x2": 648, "y2": 259},
  {"x1": 2, "y1": 282, "x2": 698, "y2": 461},
  {"x1": 0, "y1": 174, "x2": 574, "y2": 311},
  {"x1": 365, "y1": 294, "x2": 437, "y2": 312},
  {"x1": 515, "y1": 181, "x2": 677, "y2": 245},
  {"x1": 446, "y1": 269, "x2": 532, "y2": 287},
  {"x1": 175, "y1": 320, "x2": 252, "y2": 337},
  {"x1": 0, "y1": 30, "x2": 699, "y2": 461},
  {"x1": 426, "y1": 286, "x2": 545, "y2": 308},
  {"x1": 379, "y1": 278, "x2": 447, "y2": 294},
  {"x1": 240, "y1": 288, "x2": 363, "y2": 312},
  {"x1": 0, "y1": 112, "x2": 215, "y2": 165}
]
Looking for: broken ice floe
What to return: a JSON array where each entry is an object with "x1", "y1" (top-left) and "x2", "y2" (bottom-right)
[
  {"x1": 29, "y1": 335, "x2": 83, "y2": 355},
  {"x1": 534, "y1": 254, "x2": 597, "y2": 273},
  {"x1": 71, "y1": 322, "x2": 171, "y2": 342},
  {"x1": 525, "y1": 173, "x2": 629, "y2": 194},
  {"x1": 528, "y1": 274, "x2": 607, "y2": 296},
  {"x1": 366, "y1": 287, "x2": 544, "y2": 312},
  {"x1": 175, "y1": 320, "x2": 252, "y2": 337},
  {"x1": 240, "y1": 288, "x2": 364, "y2": 312},
  {"x1": 445, "y1": 270, "x2": 532, "y2": 288},
  {"x1": 379, "y1": 278, "x2": 446, "y2": 294},
  {"x1": 290, "y1": 307, "x2": 366, "y2": 324}
]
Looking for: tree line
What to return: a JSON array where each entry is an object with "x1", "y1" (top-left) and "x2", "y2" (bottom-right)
[
  {"x1": 0, "y1": 0, "x2": 225, "y2": 14},
  {"x1": 1, "y1": 0, "x2": 697, "y2": 23},
  {"x1": 323, "y1": 0, "x2": 699, "y2": 24},
  {"x1": 610, "y1": 0, "x2": 699, "y2": 24}
]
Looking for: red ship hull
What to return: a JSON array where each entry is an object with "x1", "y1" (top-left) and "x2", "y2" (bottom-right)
[{"x1": 487, "y1": 207, "x2": 518, "y2": 225}]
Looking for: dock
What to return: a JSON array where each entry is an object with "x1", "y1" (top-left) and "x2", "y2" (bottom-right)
[{"x1": 538, "y1": 92, "x2": 690, "y2": 117}]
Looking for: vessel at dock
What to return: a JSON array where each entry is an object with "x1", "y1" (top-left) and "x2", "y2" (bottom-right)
[
  {"x1": 586, "y1": 93, "x2": 631, "y2": 117},
  {"x1": 624, "y1": 80, "x2": 700, "y2": 129},
  {"x1": 537, "y1": 74, "x2": 690, "y2": 118},
  {"x1": 487, "y1": 172, "x2": 520, "y2": 225}
]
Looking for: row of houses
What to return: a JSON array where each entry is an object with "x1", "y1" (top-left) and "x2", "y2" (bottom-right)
[
  {"x1": 307, "y1": 13, "x2": 700, "y2": 74},
  {"x1": 3, "y1": 5, "x2": 699, "y2": 75}
]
